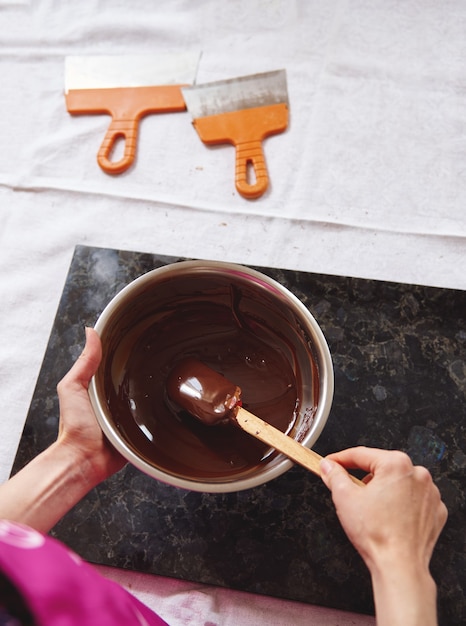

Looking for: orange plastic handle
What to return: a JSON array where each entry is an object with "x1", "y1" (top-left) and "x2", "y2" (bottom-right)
[
  {"x1": 235, "y1": 140, "x2": 269, "y2": 199},
  {"x1": 65, "y1": 85, "x2": 187, "y2": 175},
  {"x1": 97, "y1": 117, "x2": 139, "y2": 175},
  {"x1": 193, "y1": 103, "x2": 288, "y2": 199}
]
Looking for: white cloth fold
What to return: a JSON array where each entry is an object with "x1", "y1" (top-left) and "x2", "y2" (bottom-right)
[{"x1": 1, "y1": 1, "x2": 465, "y2": 235}]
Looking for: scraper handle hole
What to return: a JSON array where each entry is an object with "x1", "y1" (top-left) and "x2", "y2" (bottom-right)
[
  {"x1": 246, "y1": 159, "x2": 256, "y2": 185},
  {"x1": 235, "y1": 141, "x2": 269, "y2": 199},
  {"x1": 98, "y1": 118, "x2": 139, "y2": 175}
]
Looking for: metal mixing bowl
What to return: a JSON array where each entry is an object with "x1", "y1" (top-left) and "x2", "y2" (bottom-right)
[{"x1": 89, "y1": 260, "x2": 334, "y2": 492}]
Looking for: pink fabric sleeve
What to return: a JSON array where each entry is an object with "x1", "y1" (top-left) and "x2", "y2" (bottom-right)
[{"x1": 0, "y1": 520, "x2": 168, "y2": 626}]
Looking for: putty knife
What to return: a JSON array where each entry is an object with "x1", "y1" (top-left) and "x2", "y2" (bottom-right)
[
  {"x1": 182, "y1": 70, "x2": 288, "y2": 199},
  {"x1": 65, "y1": 53, "x2": 199, "y2": 175}
]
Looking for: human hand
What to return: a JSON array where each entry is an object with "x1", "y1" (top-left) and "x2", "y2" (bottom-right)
[
  {"x1": 320, "y1": 446, "x2": 447, "y2": 573},
  {"x1": 56, "y1": 327, "x2": 126, "y2": 483},
  {"x1": 0, "y1": 328, "x2": 126, "y2": 533},
  {"x1": 320, "y1": 447, "x2": 447, "y2": 626}
]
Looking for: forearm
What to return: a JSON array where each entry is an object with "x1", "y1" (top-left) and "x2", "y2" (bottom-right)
[
  {"x1": 370, "y1": 557, "x2": 438, "y2": 626},
  {"x1": 0, "y1": 441, "x2": 102, "y2": 534}
]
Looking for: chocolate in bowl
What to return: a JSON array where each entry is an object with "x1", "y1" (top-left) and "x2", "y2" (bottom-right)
[{"x1": 89, "y1": 261, "x2": 334, "y2": 492}]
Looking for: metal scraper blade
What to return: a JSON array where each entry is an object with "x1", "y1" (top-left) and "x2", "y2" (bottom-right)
[
  {"x1": 65, "y1": 52, "x2": 200, "y2": 93},
  {"x1": 182, "y1": 69, "x2": 288, "y2": 119}
]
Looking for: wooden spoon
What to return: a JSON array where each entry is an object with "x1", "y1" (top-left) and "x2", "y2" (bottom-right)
[{"x1": 167, "y1": 358, "x2": 364, "y2": 486}]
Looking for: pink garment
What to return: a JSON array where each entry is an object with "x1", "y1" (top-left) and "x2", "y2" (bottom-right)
[{"x1": 0, "y1": 520, "x2": 168, "y2": 626}]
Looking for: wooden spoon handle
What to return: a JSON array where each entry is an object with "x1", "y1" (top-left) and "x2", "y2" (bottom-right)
[{"x1": 236, "y1": 407, "x2": 364, "y2": 486}]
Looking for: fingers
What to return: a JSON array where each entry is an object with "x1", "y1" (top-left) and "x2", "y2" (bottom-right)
[
  {"x1": 57, "y1": 327, "x2": 102, "y2": 394},
  {"x1": 325, "y1": 446, "x2": 413, "y2": 477},
  {"x1": 78, "y1": 327, "x2": 102, "y2": 383},
  {"x1": 320, "y1": 457, "x2": 360, "y2": 495},
  {"x1": 319, "y1": 447, "x2": 381, "y2": 493},
  {"x1": 321, "y1": 446, "x2": 420, "y2": 494},
  {"x1": 413, "y1": 465, "x2": 448, "y2": 538},
  {"x1": 323, "y1": 447, "x2": 447, "y2": 524}
]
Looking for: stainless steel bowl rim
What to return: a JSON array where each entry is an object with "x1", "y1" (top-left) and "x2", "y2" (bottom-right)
[{"x1": 89, "y1": 260, "x2": 334, "y2": 493}]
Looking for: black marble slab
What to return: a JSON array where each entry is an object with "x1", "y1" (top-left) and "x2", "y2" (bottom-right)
[{"x1": 11, "y1": 245, "x2": 466, "y2": 624}]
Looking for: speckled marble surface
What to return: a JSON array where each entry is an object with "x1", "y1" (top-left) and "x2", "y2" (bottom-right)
[{"x1": 12, "y1": 245, "x2": 466, "y2": 624}]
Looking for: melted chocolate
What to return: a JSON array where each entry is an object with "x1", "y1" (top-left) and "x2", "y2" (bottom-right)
[{"x1": 102, "y1": 278, "x2": 312, "y2": 482}]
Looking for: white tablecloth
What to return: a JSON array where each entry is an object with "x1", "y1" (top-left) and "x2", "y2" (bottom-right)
[{"x1": 1, "y1": 1, "x2": 465, "y2": 623}]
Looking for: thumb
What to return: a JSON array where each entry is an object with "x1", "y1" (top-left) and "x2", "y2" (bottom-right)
[
  {"x1": 74, "y1": 327, "x2": 102, "y2": 386},
  {"x1": 320, "y1": 457, "x2": 355, "y2": 493},
  {"x1": 58, "y1": 328, "x2": 102, "y2": 393}
]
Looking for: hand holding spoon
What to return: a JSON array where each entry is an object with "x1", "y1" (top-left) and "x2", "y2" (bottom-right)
[{"x1": 167, "y1": 358, "x2": 364, "y2": 486}]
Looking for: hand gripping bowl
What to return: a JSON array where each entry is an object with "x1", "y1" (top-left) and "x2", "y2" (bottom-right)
[{"x1": 89, "y1": 260, "x2": 334, "y2": 493}]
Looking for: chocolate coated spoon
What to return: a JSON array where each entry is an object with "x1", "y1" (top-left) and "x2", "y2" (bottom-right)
[{"x1": 167, "y1": 358, "x2": 364, "y2": 485}]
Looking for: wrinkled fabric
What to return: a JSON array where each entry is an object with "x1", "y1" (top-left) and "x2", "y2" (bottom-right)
[
  {"x1": 0, "y1": 521, "x2": 168, "y2": 626},
  {"x1": 1, "y1": 1, "x2": 465, "y2": 236}
]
